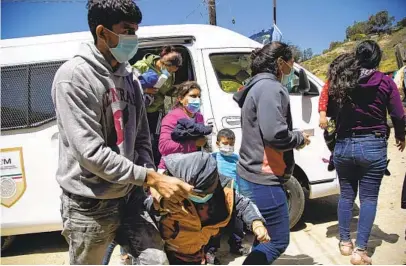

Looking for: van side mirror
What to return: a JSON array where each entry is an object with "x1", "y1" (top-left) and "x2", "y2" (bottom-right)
[{"x1": 297, "y1": 69, "x2": 311, "y2": 94}]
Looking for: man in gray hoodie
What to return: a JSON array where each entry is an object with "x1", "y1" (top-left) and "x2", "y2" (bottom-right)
[{"x1": 51, "y1": 0, "x2": 192, "y2": 264}]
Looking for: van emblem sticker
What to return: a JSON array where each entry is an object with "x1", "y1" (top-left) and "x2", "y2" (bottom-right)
[{"x1": 1, "y1": 147, "x2": 27, "y2": 208}]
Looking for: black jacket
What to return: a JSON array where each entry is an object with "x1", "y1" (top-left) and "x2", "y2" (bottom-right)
[{"x1": 171, "y1": 118, "x2": 212, "y2": 142}]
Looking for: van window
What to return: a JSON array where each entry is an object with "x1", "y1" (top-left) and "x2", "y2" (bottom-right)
[
  {"x1": 209, "y1": 53, "x2": 251, "y2": 93},
  {"x1": 1, "y1": 61, "x2": 64, "y2": 130}
]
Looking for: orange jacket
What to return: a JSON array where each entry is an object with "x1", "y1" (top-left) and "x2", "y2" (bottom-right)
[{"x1": 160, "y1": 181, "x2": 234, "y2": 262}]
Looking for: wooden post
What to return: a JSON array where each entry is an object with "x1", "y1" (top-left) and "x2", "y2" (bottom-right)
[
  {"x1": 208, "y1": 0, "x2": 217, "y2": 25},
  {"x1": 273, "y1": 0, "x2": 277, "y2": 24}
]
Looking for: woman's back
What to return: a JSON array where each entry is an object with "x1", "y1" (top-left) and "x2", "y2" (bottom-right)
[{"x1": 337, "y1": 70, "x2": 405, "y2": 139}]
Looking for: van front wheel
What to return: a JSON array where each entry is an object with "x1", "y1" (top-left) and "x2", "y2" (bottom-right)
[
  {"x1": 1, "y1": 235, "x2": 16, "y2": 252},
  {"x1": 284, "y1": 176, "x2": 305, "y2": 229}
]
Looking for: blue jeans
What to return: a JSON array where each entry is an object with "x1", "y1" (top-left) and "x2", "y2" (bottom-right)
[
  {"x1": 334, "y1": 135, "x2": 387, "y2": 249},
  {"x1": 102, "y1": 241, "x2": 127, "y2": 265},
  {"x1": 60, "y1": 187, "x2": 168, "y2": 265},
  {"x1": 237, "y1": 176, "x2": 290, "y2": 264}
]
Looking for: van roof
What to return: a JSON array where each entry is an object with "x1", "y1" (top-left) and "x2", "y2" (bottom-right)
[{"x1": 1, "y1": 24, "x2": 260, "y2": 66}]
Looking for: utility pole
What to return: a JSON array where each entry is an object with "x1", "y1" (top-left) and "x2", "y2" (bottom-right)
[
  {"x1": 208, "y1": 0, "x2": 217, "y2": 25},
  {"x1": 273, "y1": 0, "x2": 277, "y2": 24}
]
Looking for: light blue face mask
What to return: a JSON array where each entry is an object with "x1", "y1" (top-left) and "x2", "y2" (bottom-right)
[
  {"x1": 188, "y1": 193, "x2": 213, "y2": 204},
  {"x1": 104, "y1": 28, "x2": 139, "y2": 63},
  {"x1": 281, "y1": 65, "x2": 294, "y2": 88},
  {"x1": 186, "y1": 97, "x2": 201, "y2": 114}
]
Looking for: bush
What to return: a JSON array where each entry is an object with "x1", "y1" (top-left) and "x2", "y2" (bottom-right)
[
  {"x1": 329, "y1": 41, "x2": 343, "y2": 50},
  {"x1": 350, "y1": 33, "x2": 367, "y2": 41}
]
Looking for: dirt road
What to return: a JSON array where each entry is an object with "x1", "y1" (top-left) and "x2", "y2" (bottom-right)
[{"x1": 1, "y1": 133, "x2": 405, "y2": 265}]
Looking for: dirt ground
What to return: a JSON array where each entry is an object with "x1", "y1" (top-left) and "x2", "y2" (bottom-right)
[{"x1": 1, "y1": 132, "x2": 405, "y2": 265}]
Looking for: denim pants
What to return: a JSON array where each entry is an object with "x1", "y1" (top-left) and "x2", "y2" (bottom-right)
[
  {"x1": 60, "y1": 187, "x2": 168, "y2": 265},
  {"x1": 333, "y1": 135, "x2": 387, "y2": 249},
  {"x1": 102, "y1": 241, "x2": 127, "y2": 265},
  {"x1": 236, "y1": 176, "x2": 290, "y2": 265}
]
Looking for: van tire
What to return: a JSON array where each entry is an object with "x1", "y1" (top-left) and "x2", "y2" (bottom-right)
[
  {"x1": 1, "y1": 235, "x2": 16, "y2": 252},
  {"x1": 284, "y1": 176, "x2": 305, "y2": 229}
]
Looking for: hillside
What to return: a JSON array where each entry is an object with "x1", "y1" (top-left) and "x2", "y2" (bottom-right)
[{"x1": 301, "y1": 27, "x2": 406, "y2": 81}]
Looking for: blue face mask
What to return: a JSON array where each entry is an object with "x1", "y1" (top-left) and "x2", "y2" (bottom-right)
[
  {"x1": 161, "y1": 68, "x2": 170, "y2": 77},
  {"x1": 281, "y1": 65, "x2": 294, "y2": 88},
  {"x1": 104, "y1": 28, "x2": 139, "y2": 63},
  {"x1": 186, "y1": 97, "x2": 201, "y2": 114},
  {"x1": 188, "y1": 193, "x2": 213, "y2": 204}
]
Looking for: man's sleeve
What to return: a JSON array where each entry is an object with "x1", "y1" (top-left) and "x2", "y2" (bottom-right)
[
  {"x1": 257, "y1": 85, "x2": 304, "y2": 151},
  {"x1": 234, "y1": 189, "x2": 265, "y2": 230},
  {"x1": 53, "y1": 81, "x2": 147, "y2": 186},
  {"x1": 135, "y1": 94, "x2": 156, "y2": 169}
]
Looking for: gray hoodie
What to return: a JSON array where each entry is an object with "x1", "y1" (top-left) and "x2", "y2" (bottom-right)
[{"x1": 52, "y1": 42, "x2": 154, "y2": 199}]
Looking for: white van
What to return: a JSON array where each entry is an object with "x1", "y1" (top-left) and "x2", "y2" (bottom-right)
[{"x1": 0, "y1": 24, "x2": 338, "y2": 250}]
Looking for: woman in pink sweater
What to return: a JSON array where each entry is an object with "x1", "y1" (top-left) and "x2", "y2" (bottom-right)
[{"x1": 158, "y1": 81, "x2": 206, "y2": 169}]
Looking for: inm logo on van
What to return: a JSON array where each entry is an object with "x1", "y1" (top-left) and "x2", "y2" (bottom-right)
[{"x1": 1, "y1": 158, "x2": 12, "y2": 165}]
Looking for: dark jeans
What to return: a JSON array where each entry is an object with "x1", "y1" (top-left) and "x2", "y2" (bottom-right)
[
  {"x1": 60, "y1": 187, "x2": 168, "y2": 265},
  {"x1": 102, "y1": 241, "x2": 127, "y2": 265},
  {"x1": 205, "y1": 214, "x2": 244, "y2": 253},
  {"x1": 147, "y1": 110, "x2": 164, "y2": 167},
  {"x1": 236, "y1": 176, "x2": 290, "y2": 265},
  {"x1": 334, "y1": 135, "x2": 387, "y2": 249}
]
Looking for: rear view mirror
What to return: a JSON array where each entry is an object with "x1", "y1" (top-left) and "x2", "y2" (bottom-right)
[{"x1": 297, "y1": 68, "x2": 310, "y2": 94}]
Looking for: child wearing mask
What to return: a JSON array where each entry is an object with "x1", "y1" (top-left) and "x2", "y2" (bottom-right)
[
  {"x1": 204, "y1": 129, "x2": 248, "y2": 264},
  {"x1": 149, "y1": 152, "x2": 270, "y2": 265}
]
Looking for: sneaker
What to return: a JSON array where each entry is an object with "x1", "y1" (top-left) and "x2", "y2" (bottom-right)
[
  {"x1": 339, "y1": 241, "x2": 354, "y2": 256},
  {"x1": 230, "y1": 245, "x2": 250, "y2": 256},
  {"x1": 205, "y1": 250, "x2": 221, "y2": 265},
  {"x1": 119, "y1": 254, "x2": 131, "y2": 265},
  {"x1": 350, "y1": 248, "x2": 372, "y2": 265}
]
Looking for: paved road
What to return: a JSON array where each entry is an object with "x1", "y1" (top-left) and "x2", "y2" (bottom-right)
[{"x1": 1, "y1": 133, "x2": 405, "y2": 265}]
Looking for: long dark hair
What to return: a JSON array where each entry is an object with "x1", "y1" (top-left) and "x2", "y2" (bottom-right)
[
  {"x1": 328, "y1": 53, "x2": 359, "y2": 105},
  {"x1": 328, "y1": 40, "x2": 382, "y2": 106},
  {"x1": 250, "y1": 42, "x2": 293, "y2": 76},
  {"x1": 160, "y1": 45, "x2": 183, "y2": 67}
]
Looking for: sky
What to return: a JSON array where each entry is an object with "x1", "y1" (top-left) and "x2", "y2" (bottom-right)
[{"x1": 2, "y1": 0, "x2": 406, "y2": 54}]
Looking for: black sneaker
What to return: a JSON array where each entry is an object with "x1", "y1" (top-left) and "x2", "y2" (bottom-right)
[{"x1": 205, "y1": 250, "x2": 221, "y2": 265}]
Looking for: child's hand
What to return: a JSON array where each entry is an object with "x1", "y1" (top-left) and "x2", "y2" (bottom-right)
[
  {"x1": 252, "y1": 220, "x2": 270, "y2": 243},
  {"x1": 144, "y1": 88, "x2": 159, "y2": 95},
  {"x1": 319, "y1": 116, "x2": 328, "y2": 129}
]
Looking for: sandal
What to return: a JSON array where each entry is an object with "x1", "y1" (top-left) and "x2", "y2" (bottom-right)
[
  {"x1": 350, "y1": 248, "x2": 372, "y2": 265},
  {"x1": 339, "y1": 240, "x2": 354, "y2": 256}
]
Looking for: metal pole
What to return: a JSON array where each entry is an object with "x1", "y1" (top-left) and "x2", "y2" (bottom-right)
[
  {"x1": 208, "y1": 0, "x2": 217, "y2": 25},
  {"x1": 273, "y1": 0, "x2": 276, "y2": 25}
]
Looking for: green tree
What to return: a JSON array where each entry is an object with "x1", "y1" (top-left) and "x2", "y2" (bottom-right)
[
  {"x1": 397, "y1": 17, "x2": 406, "y2": 28},
  {"x1": 303, "y1": 48, "x2": 313, "y2": 61},
  {"x1": 368, "y1": 11, "x2": 395, "y2": 33}
]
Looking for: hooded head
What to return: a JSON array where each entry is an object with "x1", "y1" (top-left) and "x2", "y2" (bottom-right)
[{"x1": 163, "y1": 152, "x2": 219, "y2": 196}]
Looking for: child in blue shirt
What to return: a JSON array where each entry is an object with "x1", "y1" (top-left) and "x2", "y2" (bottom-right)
[{"x1": 205, "y1": 129, "x2": 248, "y2": 264}]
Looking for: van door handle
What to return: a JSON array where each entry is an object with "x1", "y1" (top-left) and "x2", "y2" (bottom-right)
[{"x1": 223, "y1": 116, "x2": 241, "y2": 127}]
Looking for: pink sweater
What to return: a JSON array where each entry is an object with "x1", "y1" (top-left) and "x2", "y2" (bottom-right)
[{"x1": 158, "y1": 108, "x2": 204, "y2": 169}]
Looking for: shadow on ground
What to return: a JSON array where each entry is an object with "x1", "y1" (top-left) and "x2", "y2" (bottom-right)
[
  {"x1": 292, "y1": 194, "x2": 360, "y2": 232},
  {"x1": 326, "y1": 218, "x2": 399, "y2": 256},
  {"x1": 274, "y1": 254, "x2": 321, "y2": 265},
  {"x1": 1, "y1": 231, "x2": 67, "y2": 257}
]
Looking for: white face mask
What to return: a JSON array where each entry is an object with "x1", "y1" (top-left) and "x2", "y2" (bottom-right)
[{"x1": 219, "y1": 144, "x2": 234, "y2": 156}]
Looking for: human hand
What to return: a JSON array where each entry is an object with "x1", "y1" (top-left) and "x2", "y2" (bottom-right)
[
  {"x1": 144, "y1": 88, "x2": 159, "y2": 94},
  {"x1": 303, "y1": 133, "x2": 311, "y2": 146},
  {"x1": 195, "y1": 137, "x2": 207, "y2": 147},
  {"x1": 395, "y1": 138, "x2": 405, "y2": 152},
  {"x1": 319, "y1": 116, "x2": 328, "y2": 129},
  {"x1": 146, "y1": 170, "x2": 193, "y2": 203},
  {"x1": 252, "y1": 220, "x2": 270, "y2": 243}
]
